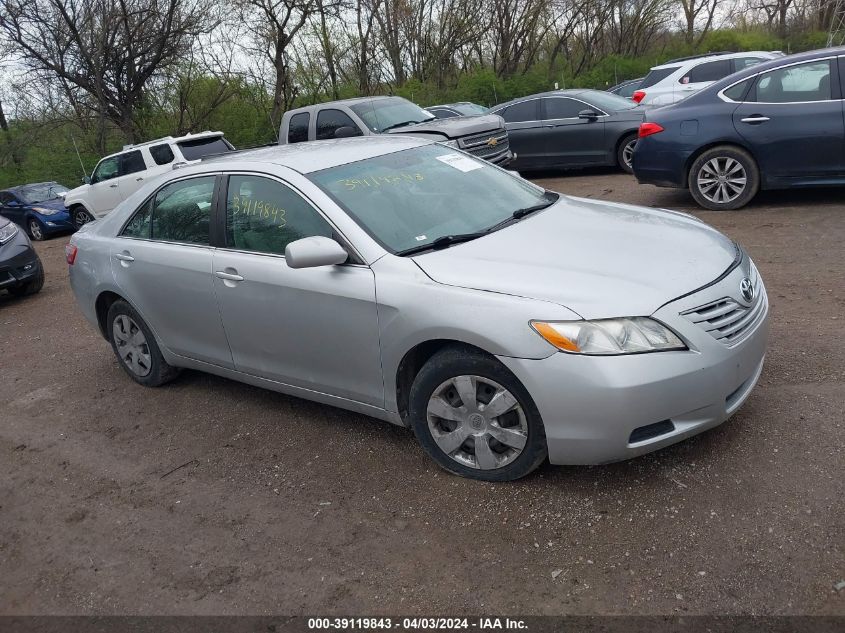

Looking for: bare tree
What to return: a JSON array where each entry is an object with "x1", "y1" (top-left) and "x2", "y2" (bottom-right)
[{"x1": 677, "y1": 0, "x2": 721, "y2": 45}]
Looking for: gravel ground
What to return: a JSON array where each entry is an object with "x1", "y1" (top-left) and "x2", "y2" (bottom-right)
[{"x1": 0, "y1": 170, "x2": 843, "y2": 616}]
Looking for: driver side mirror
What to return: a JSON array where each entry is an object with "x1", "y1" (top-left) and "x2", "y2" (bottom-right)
[
  {"x1": 578, "y1": 109, "x2": 599, "y2": 121},
  {"x1": 82, "y1": 176, "x2": 91, "y2": 184},
  {"x1": 334, "y1": 126, "x2": 360, "y2": 139},
  {"x1": 285, "y1": 236, "x2": 348, "y2": 269}
]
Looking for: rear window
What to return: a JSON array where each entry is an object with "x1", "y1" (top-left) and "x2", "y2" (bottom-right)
[
  {"x1": 177, "y1": 137, "x2": 233, "y2": 161},
  {"x1": 640, "y1": 66, "x2": 681, "y2": 89}
]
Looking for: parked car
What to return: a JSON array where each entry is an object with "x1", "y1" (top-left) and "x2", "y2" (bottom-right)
[
  {"x1": 632, "y1": 51, "x2": 783, "y2": 106},
  {"x1": 426, "y1": 102, "x2": 489, "y2": 118},
  {"x1": 489, "y1": 89, "x2": 646, "y2": 173},
  {"x1": 607, "y1": 78, "x2": 643, "y2": 99},
  {"x1": 67, "y1": 136, "x2": 768, "y2": 481},
  {"x1": 279, "y1": 96, "x2": 512, "y2": 166},
  {"x1": 63, "y1": 131, "x2": 234, "y2": 227},
  {"x1": 0, "y1": 182, "x2": 74, "y2": 241},
  {"x1": 633, "y1": 48, "x2": 845, "y2": 210},
  {"x1": 0, "y1": 216, "x2": 44, "y2": 297}
]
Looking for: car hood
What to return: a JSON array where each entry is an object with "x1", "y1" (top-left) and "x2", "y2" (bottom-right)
[
  {"x1": 29, "y1": 198, "x2": 68, "y2": 212},
  {"x1": 387, "y1": 114, "x2": 504, "y2": 140},
  {"x1": 411, "y1": 196, "x2": 738, "y2": 319}
]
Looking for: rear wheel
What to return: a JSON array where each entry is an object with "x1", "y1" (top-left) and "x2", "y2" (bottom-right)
[
  {"x1": 28, "y1": 218, "x2": 44, "y2": 241},
  {"x1": 71, "y1": 206, "x2": 94, "y2": 228},
  {"x1": 617, "y1": 133, "x2": 638, "y2": 174},
  {"x1": 408, "y1": 346, "x2": 547, "y2": 481},
  {"x1": 107, "y1": 300, "x2": 179, "y2": 387},
  {"x1": 688, "y1": 146, "x2": 759, "y2": 210}
]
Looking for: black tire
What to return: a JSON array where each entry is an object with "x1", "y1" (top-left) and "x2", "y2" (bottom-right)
[
  {"x1": 106, "y1": 299, "x2": 179, "y2": 387},
  {"x1": 688, "y1": 145, "x2": 759, "y2": 211},
  {"x1": 8, "y1": 258, "x2": 44, "y2": 297},
  {"x1": 71, "y1": 206, "x2": 94, "y2": 228},
  {"x1": 28, "y1": 218, "x2": 45, "y2": 241},
  {"x1": 408, "y1": 346, "x2": 547, "y2": 481},
  {"x1": 616, "y1": 133, "x2": 638, "y2": 174}
]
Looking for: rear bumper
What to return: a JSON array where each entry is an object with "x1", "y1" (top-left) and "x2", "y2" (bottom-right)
[
  {"x1": 631, "y1": 138, "x2": 690, "y2": 188},
  {"x1": 498, "y1": 263, "x2": 769, "y2": 465}
]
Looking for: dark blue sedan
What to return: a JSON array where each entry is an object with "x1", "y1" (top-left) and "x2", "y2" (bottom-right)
[
  {"x1": 633, "y1": 47, "x2": 845, "y2": 210},
  {"x1": 0, "y1": 182, "x2": 76, "y2": 240}
]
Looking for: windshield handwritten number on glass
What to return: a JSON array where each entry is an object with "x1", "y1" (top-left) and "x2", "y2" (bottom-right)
[
  {"x1": 232, "y1": 195, "x2": 287, "y2": 228},
  {"x1": 341, "y1": 173, "x2": 424, "y2": 190}
]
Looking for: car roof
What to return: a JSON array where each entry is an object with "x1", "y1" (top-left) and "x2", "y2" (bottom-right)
[
  {"x1": 287, "y1": 96, "x2": 404, "y2": 112},
  {"x1": 5, "y1": 181, "x2": 62, "y2": 194},
  {"x1": 200, "y1": 136, "x2": 432, "y2": 174},
  {"x1": 650, "y1": 50, "x2": 778, "y2": 70},
  {"x1": 99, "y1": 130, "x2": 226, "y2": 160},
  {"x1": 491, "y1": 89, "x2": 599, "y2": 110},
  {"x1": 428, "y1": 102, "x2": 480, "y2": 108}
]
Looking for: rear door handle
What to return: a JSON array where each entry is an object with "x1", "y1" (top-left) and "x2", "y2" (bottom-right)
[
  {"x1": 136, "y1": 177, "x2": 144, "y2": 182},
  {"x1": 109, "y1": 184, "x2": 118, "y2": 188},
  {"x1": 740, "y1": 116, "x2": 770, "y2": 124},
  {"x1": 215, "y1": 271, "x2": 244, "y2": 282},
  {"x1": 114, "y1": 253, "x2": 135, "y2": 262}
]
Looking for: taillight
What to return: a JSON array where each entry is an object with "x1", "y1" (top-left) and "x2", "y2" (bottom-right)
[
  {"x1": 638, "y1": 122, "x2": 665, "y2": 138},
  {"x1": 65, "y1": 243, "x2": 78, "y2": 265},
  {"x1": 632, "y1": 90, "x2": 646, "y2": 104}
]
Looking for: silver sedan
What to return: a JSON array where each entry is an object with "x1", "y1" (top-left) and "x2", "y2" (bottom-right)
[{"x1": 67, "y1": 137, "x2": 769, "y2": 481}]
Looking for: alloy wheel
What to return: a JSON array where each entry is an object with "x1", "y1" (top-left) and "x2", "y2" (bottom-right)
[
  {"x1": 29, "y1": 220, "x2": 43, "y2": 240},
  {"x1": 426, "y1": 375, "x2": 528, "y2": 470},
  {"x1": 622, "y1": 138, "x2": 637, "y2": 169},
  {"x1": 73, "y1": 209, "x2": 93, "y2": 228},
  {"x1": 113, "y1": 315, "x2": 152, "y2": 377},
  {"x1": 697, "y1": 157, "x2": 747, "y2": 205}
]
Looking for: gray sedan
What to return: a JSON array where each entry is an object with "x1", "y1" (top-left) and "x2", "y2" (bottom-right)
[
  {"x1": 67, "y1": 137, "x2": 769, "y2": 481},
  {"x1": 490, "y1": 89, "x2": 646, "y2": 173}
]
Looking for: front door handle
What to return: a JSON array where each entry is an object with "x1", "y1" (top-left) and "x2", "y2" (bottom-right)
[
  {"x1": 109, "y1": 183, "x2": 118, "y2": 188},
  {"x1": 114, "y1": 253, "x2": 135, "y2": 262},
  {"x1": 215, "y1": 271, "x2": 244, "y2": 282},
  {"x1": 740, "y1": 116, "x2": 770, "y2": 124}
]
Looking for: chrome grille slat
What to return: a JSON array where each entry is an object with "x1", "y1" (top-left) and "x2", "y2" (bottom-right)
[
  {"x1": 681, "y1": 269, "x2": 766, "y2": 346},
  {"x1": 458, "y1": 129, "x2": 510, "y2": 160},
  {"x1": 688, "y1": 301, "x2": 740, "y2": 322}
]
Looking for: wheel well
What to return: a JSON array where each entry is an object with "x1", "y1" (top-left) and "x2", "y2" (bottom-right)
[
  {"x1": 395, "y1": 339, "x2": 496, "y2": 424},
  {"x1": 615, "y1": 130, "x2": 638, "y2": 154},
  {"x1": 95, "y1": 291, "x2": 124, "y2": 340},
  {"x1": 684, "y1": 142, "x2": 758, "y2": 184}
]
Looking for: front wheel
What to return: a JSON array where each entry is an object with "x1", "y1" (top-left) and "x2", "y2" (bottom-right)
[
  {"x1": 617, "y1": 133, "x2": 638, "y2": 174},
  {"x1": 688, "y1": 146, "x2": 759, "y2": 210},
  {"x1": 107, "y1": 300, "x2": 180, "y2": 387},
  {"x1": 408, "y1": 346, "x2": 547, "y2": 481},
  {"x1": 28, "y1": 218, "x2": 44, "y2": 241},
  {"x1": 71, "y1": 207, "x2": 94, "y2": 228}
]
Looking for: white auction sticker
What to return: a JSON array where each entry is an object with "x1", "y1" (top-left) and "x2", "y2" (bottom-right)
[{"x1": 436, "y1": 153, "x2": 483, "y2": 172}]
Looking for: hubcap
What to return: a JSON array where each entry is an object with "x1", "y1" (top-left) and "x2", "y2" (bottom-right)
[
  {"x1": 697, "y1": 157, "x2": 747, "y2": 204},
  {"x1": 29, "y1": 221, "x2": 42, "y2": 240},
  {"x1": 622, "y1": 139, "x2": 637, "y2": 168},
  {"x1": 426, "y1": 375, "x2": 528, "y2": 470},
  {"x1": 112, "y1": 315, "x2": 152, "y2": 377},
  {"x1": 74, "y1": 210, "x2": 92, "y2": 228}
]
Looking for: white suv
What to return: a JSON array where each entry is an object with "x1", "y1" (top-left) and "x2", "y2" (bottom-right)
[
  {"x1": 64, "y1": 131, "x2": 234, "y2": 227},
  {"x1": 632, "y1": 51, "x2": 783, "y2": 106}
]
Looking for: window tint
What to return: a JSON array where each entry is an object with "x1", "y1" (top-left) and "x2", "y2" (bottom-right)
[
  {"x1": 542, "y1": 98, "x2": 584, "y2": 119},
  {"x1": 149, "y1": 144, "x2": 175, "y2": 165},
  {"x1": 723, "y1": 79, "x2": 752, "y2": 102},
  {"x1": 640, "y1": 66, "x2": 681, "y2": 89},
  {"x1": 753, "y1": 61, "x2": 833, "y2": 103},
  {"x1": 0, "y1": 192, "x2": 11, "y2": 205},
  {"x1": 92, "y1": 156, "x2": 119, "y2": 183},
  {"x1": 225, "y1": 175, "x2": 333, "y2": 256},
  {"x1": 121, "y1": 198, "x2": 153, "y2": 238},
  {"x1": 316, "y1": 109, "x2": 362, "y2": 140},
  {"x1": 150, "y1": 177, "x2": 215, "y2": 245},
  {"x1": 176, "y1": 137, "x2": 233, "y2": 161},
  {"x1": 733, "y1": 57, "x2": 764, "y2": 72},
  {"x1": 499, "y1": 99, "x2": 539, "y2": 123},
  {"x1": 429, "y1": 108, "x2": 458, "y2": 119},
  {"x1": 288, "y1": 112, "x2": 310, "y2": 143},
  {"x1": 120, "y1": 150, "x2": 146, "y2": 176},
  {"x1": 683, "y1": 60, "x2": 731, "y2": 84}
]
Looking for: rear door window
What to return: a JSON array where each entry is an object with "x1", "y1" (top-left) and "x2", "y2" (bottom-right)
[
  {"x1": 750, "y1": 61, "x2": 834, "y2": 103},
  {"x1": 120, "y1": 150, "x2": 147, "y2": 176},
  {"x1": 499, "y1": 99, "x2": 539, "y2": 123},
  {"x1": 683, "y1": 60, "x2": 732, "y2": 84},
  {"x1": 288, "y1": 112, "x2": 310, "y2": 143},
  {"x1": 640, "y1": 66, "x2": 681, "y2": 89},
  {"x1": 150, "y1": 176, "x2": 216, "y2": 245}
]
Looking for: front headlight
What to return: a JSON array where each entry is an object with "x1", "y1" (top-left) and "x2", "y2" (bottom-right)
[
  {"x1": 31, "y1": 206, "x2": 60, "y2": 216},
  {"x1": 0, "y1": 222, "x2": 19, "y2": 244},
  {"x1": 531, "y1": 317, "x2": 686, "y2": 355}
]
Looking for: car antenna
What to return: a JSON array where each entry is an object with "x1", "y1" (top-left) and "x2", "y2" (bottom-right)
[{"x1": 71, "y1": 134, "x2": 88, "y2": 179}]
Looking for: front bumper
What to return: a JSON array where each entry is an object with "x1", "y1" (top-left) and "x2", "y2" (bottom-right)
[
  {"x1": 0, "y1": 234, "x2": 41, "y2": 290},
  {"x1": 36, "y1": 212, "x2": 76, "y2": 235},
  {"x1": 498, "y1": 262, "x2": 769, "y2": 465}
]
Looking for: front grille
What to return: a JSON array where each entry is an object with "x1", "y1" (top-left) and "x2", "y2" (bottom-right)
[
  {"x1": 681, "y1": 272, "x2": 766, "y2": 346},
  {"x1": 458, "y1": 129, "x2": 510, "y2": 160}
]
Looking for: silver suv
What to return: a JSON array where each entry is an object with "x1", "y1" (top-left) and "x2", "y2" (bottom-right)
[{"x1": 633, "y1": 51, "x2": 783, "y2": 106}]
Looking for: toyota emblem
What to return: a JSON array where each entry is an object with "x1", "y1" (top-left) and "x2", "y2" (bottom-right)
[{"x1": 739, "y1": 278, "x2": 754, "y2": 303}]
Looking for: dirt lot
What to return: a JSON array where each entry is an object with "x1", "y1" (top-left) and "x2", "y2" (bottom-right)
[{"x1": 1, "y1": 172, "x2": 843, "y2": 616}]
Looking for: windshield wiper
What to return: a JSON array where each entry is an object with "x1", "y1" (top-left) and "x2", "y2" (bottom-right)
[
  {"x1": 512, "y1": 191, "x2": 559, "y2": 219},
  {"x1": 397, "y1": 232, "x2": 486, "y2": 256},
  {"x1": 381, "y1": 120, "x2": 423, "y2": 132}
]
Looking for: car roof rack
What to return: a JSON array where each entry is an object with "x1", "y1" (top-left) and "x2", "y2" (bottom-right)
[{"x1": 663, "y1": 51, "x2": 735, "y2": 64}]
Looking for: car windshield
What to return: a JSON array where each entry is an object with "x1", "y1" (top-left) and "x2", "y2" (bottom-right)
[
  {"x1": 18, "y1": 183, "x2": 69, "y2": 203},
  {"x1": 578, "y1": 90, "x2": 638, "y2": 112},
  {"x1": 453, "y1": 103, "x2": 489, "y2": 116},
  {"x1": 350, "y1": 98, "x2": 436, "y2": 132},
  {"x1": 309, "y1": 144, "x2": 552, "y2": 254},
  {"x1": 176, "y1": 136, "x2": 234, "y2": 161}
]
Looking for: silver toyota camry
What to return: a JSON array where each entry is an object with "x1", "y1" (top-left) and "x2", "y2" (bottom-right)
[{"x1": 66, "y1": 137, "x2": 769, "y2": 481}]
